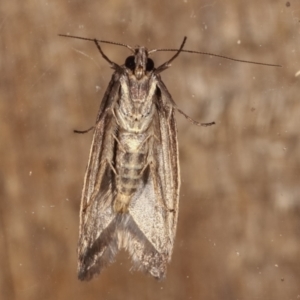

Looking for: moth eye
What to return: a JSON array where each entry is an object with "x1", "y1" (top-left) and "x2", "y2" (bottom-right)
[
  {"x1": 125, "y1": 56, "x2": 135, "y2": 70},
  {"x1": 146, "y1": 58, "x2": 154, "y2": 71}
]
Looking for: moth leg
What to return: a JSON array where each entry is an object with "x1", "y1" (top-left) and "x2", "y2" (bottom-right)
[
  {"x1": 106, "y1": 159, "x2": 117, "y2": 175},
  {"x1": 93, "y1": 40, "x2": 123, "y2": 73},
  {"x1": 176, "y1": 108, "x2": 215, "y2": 127},
  {"x1": 160, "y1": 86, "x2": 215, "y2": 127},
  {"x1": 135, "y1": 133, "x2": 160, "y2": 152},
  {"x1": 112, "y1": 133, "x2": 126, "y2": 153}
]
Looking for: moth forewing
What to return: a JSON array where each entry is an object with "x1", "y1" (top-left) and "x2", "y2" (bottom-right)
[{"x1": 77, "y1": 42, "x2": 182, "y2": 281}]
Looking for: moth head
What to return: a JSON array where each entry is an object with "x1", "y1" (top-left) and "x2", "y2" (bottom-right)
[{"x1": 125, "y1": 46, "x2": 154, "y2": 80}]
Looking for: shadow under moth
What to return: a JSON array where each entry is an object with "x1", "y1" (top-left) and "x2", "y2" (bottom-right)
[{"x1": 59, "y1": 34, "x2": 280, "y2": 280}]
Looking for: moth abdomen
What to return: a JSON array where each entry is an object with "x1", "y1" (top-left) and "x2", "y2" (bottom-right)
[{"x1": 114, "y1": 134, "x2": 149, "y2": 213}]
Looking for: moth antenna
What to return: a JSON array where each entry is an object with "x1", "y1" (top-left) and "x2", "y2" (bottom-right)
[
  {"x1": 154, "y1": 37, "x2": 187, "y2": 74},
  {"x1": 74, "y1": 126, "x2": 95, "y2": 134},
  {"x1": 58, "y1": 34, "x2": 135, "y2": 53},
  {"x1": 152, "y1": 48, "x2": 281, "y2": 68}
]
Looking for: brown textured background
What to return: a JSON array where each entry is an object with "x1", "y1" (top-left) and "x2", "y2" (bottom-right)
[{"x1": 1, "y1": 0, "x2": 300, "y2": 299}]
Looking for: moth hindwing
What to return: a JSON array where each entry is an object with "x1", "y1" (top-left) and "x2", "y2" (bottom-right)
[{"x1": 62, "y1": 36, "x2": 209, "y2": 281}]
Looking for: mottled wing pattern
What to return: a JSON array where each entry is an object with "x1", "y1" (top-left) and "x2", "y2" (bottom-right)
[
  {"x1": 77, "y1": 73, "x2": 121, "y2": 280},
  {"x1": 77, "y1": 71, "x2": 180, "y2": 280}
]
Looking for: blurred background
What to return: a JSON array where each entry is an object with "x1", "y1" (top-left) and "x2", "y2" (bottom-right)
[{"x1": 1, "y1": 0, "x2": 300, "y2": 299}]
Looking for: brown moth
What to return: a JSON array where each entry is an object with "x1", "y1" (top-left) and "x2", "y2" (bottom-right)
[{"x1": 59, "y1": 34, "x2": 280, "y2": 280}]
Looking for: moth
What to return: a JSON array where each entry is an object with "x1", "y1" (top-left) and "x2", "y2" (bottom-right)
[{"x1": 59, "y1": 34, "x2": 280, "y2": 280}]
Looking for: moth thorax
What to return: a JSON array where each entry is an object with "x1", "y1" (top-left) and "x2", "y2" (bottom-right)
[{"x1": 134, "y1": 66, "x2": 144, "y2": 80}]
